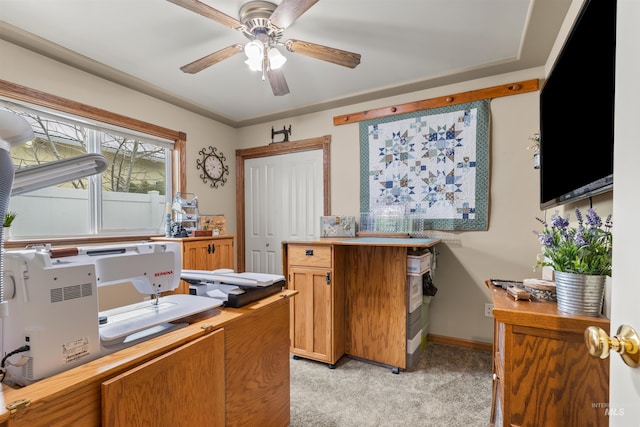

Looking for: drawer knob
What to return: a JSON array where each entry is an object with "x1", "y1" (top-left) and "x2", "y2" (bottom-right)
[
  {"x1": 585, "y1": 324, "x2": 639, "y2": 368},
  {"x1": 305, "y1": 249, "x2": 314, "y2": 256}
]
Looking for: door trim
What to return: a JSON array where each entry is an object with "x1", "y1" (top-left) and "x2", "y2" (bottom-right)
[{"x1": 235, "y1": 135, "x2": 331, "y2": 272}]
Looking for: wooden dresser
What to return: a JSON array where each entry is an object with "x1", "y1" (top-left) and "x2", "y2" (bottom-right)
[{"x1": 487, "y1": 280, "x2": 610, "y2": 427}]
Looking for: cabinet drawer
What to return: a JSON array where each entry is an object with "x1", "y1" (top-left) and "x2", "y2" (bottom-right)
[{"x1": 288, "y1": 245, "x2": 332, "y2": 268}]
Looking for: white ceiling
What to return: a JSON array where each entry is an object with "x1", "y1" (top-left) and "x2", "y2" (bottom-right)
[{"x1": 0, "y1": 0, "x2": 572, "y2": 127}]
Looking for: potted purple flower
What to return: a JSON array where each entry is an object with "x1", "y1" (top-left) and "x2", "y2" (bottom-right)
[{"x1": 534, "y1": 208, "x2": 612, "y2": 316}]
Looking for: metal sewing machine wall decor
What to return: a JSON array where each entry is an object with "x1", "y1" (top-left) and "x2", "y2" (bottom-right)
[{"x1": 271, "y1": 125, "x2": 292, "y2": 144}]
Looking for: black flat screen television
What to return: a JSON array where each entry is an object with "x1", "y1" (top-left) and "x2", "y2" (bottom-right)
[{"x1": 539, "y1": 0, "x2": 616, "y2": 209}]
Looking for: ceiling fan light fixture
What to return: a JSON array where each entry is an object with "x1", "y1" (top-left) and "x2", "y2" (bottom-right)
[
  {"x1": 245, "y1": 57, "x2": 263, "y2": 72},
  {"x1": 244, "y1": 40, "x2": 264, "y2": 60},
  {"x1": 169, "y1": 0, "x2": 361, "y2": 96},
  {"x1": 268, "y1": 47, "x2": 287, "y2": 69}
]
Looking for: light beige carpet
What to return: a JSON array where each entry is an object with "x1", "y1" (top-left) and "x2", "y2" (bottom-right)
[{"x1": 290, "y1": 342, "x2": 492, "y2": 427}]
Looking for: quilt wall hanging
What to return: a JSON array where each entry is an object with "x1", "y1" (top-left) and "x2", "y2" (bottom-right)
[{"x1": 359, "y1": 99, "x2": 490, "y2": 230}]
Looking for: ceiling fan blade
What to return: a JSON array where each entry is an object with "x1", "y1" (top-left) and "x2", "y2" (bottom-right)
[
  {"x1": 285, "y1": 39, "x2": 361, "y2": 69},
  {"x1": 270, "y1": 0, "x2": 319, "y2": 29},
  {"x1": 166, "y1": 0, "x2": 244, "y2": 29},
  {"x1": 266, "y1": 68, "x2": 290, "y2": 96},
  {"x1": 180, "y1": 44, "x2": 244, "y2": 74}
]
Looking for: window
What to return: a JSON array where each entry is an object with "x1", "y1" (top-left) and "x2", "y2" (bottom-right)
[{"x1": 0, "y1": 81, "x2": 185, "y2": 243}]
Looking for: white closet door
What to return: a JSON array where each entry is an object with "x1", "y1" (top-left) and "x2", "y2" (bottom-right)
[
  {"x1": 244, "y1": 156, "x2": 280, "y2": 274},
  {"x1": 244, "y1": 150, "x2": 323, "y2": 274},
  {"x1": 280, "y1": 150, "x2": 323, "y2": 241}
]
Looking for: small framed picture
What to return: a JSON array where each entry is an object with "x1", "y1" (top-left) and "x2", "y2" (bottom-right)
[{"x1": 200, "y1": 215, "x2": 226, "y2": 235}]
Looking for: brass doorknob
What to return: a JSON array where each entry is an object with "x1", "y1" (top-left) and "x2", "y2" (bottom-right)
[{"x1": 584, "y1": 324, "x2": 640, "y2": 368}]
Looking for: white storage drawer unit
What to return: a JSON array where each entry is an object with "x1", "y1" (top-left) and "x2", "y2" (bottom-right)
[{"x1": 405, "y1": 247, "x2": 436, "y2": 369}]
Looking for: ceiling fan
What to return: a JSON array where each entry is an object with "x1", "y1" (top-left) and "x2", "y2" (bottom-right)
[{"x1": 167, "y1": 0, "x2": 362, "y2": 96}]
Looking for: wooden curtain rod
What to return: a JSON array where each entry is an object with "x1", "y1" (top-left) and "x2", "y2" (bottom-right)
[{"x1": 333, "y1": 79, "x2": 539, "y2": 126}]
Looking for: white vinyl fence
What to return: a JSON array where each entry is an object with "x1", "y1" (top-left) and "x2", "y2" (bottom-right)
[{"x1": 8, "y1": 188, "x2": 167, "y2": 238}]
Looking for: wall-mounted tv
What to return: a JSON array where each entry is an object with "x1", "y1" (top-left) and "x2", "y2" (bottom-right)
[{"x1": 539, "y1": 0, "x2": 616, "y2": 209}]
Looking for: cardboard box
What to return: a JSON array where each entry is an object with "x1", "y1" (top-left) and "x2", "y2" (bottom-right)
[
  {"x1": 321, "y1": 215, "x2": 355, "y2": 237},
  {"x1": 407, "y1": 251, "x2": 432, "y2": 276}
]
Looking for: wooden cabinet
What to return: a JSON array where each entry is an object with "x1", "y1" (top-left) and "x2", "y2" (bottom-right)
[
  {"x1": 488, "y1": 281, "x2": 610, "y2": 427},
  {"x1": 345, "y1": 245, "x2": 408, "y2": 370},
  {"x1": 152, "y1": 236, "x2": 235, "y2": 294},
  {"x1": 282, "y1": 238, "x2": 440, "y2": 372},
  {"x1": 102, "y1": 330, "x2": 225, "y2": 426},
  {"x1": 0, "y1": 291, "x2": 295, "y2": 427},
  {"x1": 181, "y1": 237, "x2": 234, "y2": 271},
  {"x1": 224, "y1": 291, "x2": 292, "y2": 426},
  {"x1": 284, "y1": 243, "x2": 345, "y2": 367}
]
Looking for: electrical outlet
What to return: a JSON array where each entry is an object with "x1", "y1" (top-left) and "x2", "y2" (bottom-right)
[{"x1": 484, "y1": 303, "x2": 494, "y2": 317}]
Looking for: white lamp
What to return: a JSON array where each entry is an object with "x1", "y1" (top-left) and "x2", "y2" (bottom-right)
[
  {"x1": 244, "y1": 40, "x2": 264, "y2": 72},
  {"x1": 11, "y1": 154, "x2": 108, "y2": 196},
  {"x1": 0, "y1": 111, "x2": 33, "y2": 152},
  {"x1": 245, "y1": 57, "x2": 263, "y2": 72},
  {"x1": 0, "y1": 111, "x2": 35, "y2": 314},
  {"x1": 268, "y1": 47, "x2": 287, "y2": 70}
]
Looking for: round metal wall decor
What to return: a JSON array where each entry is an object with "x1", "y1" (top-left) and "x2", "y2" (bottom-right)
[{"x1": 197, "y1": 146, "x2": 229, "y2": 188}]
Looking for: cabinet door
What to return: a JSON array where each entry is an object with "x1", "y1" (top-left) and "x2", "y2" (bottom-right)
[
  {"x1": 102, "y1": 329, "x2": 225, "y2": 427},
  {"x1": 210, "y1": 237, "x2": 234, "y2": 270},
  {"x1": 289, "y1": 267, "x2": 332, "y2": 362},
  {"x1": 183, "y1": 239, "x2": 214, "y2": 270},
  {"x1": 183, "y1": 238, "x2": 234, "y2": 271},
  {"x1": 509, "y1": 329, "x2": 609, "y2": 426},
  {"x1": 224, "y1": 295, "x2": 291, "y2": 427},
  {"x1": 345, "y1": 246, "x2": 407, "y2": 368}
]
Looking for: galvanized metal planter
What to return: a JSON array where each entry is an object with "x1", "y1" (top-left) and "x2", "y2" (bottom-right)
[{"x1": 554, "y1": 271, "x2": 606, "y2": 317}]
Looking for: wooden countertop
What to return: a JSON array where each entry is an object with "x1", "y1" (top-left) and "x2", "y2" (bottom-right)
[
  {"x1": 485, "y1": 280, "x2": 609, "y2": 334},
  {"x1": 0, "y1": 290, "x2": 296, "y2": 423},
  {"x1": 283, "y1": 236, "x2": 441, "y2": 248}
]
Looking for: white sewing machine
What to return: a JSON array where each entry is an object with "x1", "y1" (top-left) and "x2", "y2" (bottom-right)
[{"x1": 0, "y1": 241, "x2": 221, "y2": 386}]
